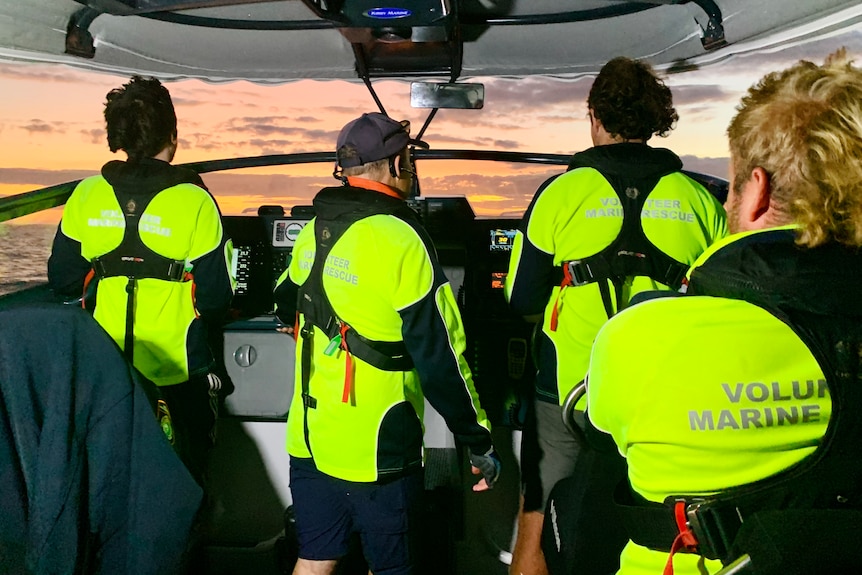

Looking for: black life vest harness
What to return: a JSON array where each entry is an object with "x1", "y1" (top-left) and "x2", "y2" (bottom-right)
[
  {"x1": 85, "y1": 190, "x2": 189, "y2": 363},
  {"x1": 610, "y1": 237, "x2": 862, "y2": 573},
  {"x1": 296, "y1": 197, "x2": 417, "y2": 445},
  {"x1": 550, "y1": 170, "x2": 688, "y2": 330}
]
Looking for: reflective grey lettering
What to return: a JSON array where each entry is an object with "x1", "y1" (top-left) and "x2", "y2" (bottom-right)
[
  {"x1": 746, "y1": 382, "x2": 770, "y2": 402},
  {"x1": 776, "y1": 406, "x2": 799, "y2": 425},
  {"x1": 801, "y1": 404, "x2": 821, "y2": 423},
  {"x1": 739, "y1": 409, "x2": 763, "y2": 428},
  {"x1": 717, "y1": 410, "x2": 740, "y2": 430},
  {"x1": 791, "y1": 380, "x2": 813, "y2": 400},
  {"x1": 722, "y1": 383, "x2": 743, "y2": 403},
  {"x1": 771, "y1": 381, "x2": 791, "y2": 401},
  {"x1": 689, "y1": 410, "x2": 714, "y2": 431}
]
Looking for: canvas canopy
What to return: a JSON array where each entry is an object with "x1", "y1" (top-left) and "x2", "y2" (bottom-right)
[{"x1": 0, "y1": 1, "x2": 860, "y2": 84}]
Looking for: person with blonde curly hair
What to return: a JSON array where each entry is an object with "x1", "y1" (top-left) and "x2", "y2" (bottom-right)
[
  {"x1": 726, "y1": 48, "x2": 862, "y2": 247},
  {"x1": 586, "y1": 50, "x2": 862, "y2": 575}
]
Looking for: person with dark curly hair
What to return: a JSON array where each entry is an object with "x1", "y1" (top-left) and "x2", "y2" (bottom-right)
[
  {"x1": 504, "y1": 56, "x2": 727, "y2": 575},
  {"x1": 48, "y1": 75, "x2": 234, "y2": 488}
]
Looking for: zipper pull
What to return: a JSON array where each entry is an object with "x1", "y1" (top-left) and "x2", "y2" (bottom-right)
[{"x1": 324, "y1": 334, "x2": 342, "y2": 356}]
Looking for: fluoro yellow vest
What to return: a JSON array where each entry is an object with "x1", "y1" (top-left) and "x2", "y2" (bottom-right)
[
  {"x1": 587, "y1": 228, "x2": 831, "y2": 575},
  {"x1": 281, "y1": 210, "x2": 488, "y2": 482},
  {"x1": 506, "y1": 165, "x2": 727, "y2": 403},
  {"x1": 61, "y1": 174, "x2": 227, "y2": 385}
]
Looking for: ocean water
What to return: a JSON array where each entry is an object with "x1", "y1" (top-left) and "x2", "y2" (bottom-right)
[{"x1": 0, "y1": 224, "x2": 56, "y2": 296}]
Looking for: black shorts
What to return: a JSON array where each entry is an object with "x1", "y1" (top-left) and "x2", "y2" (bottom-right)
[{"x1": 289, "y1": 457, "x2": 424, "y2": 575}]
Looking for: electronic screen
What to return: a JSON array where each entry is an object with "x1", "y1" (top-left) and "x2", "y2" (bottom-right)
[
  {"x1": 232, "y1": 245, "x2": 251, "y2": 295},
  {"x1": 272, "y1": 219, "x2": 307, "y2": 247},
  {"x1": 490, "y1": 228, "x2": 517, "y2": 252},
  {"x1": 491, "y1": 271, "x2": 507, "y2": 290}
]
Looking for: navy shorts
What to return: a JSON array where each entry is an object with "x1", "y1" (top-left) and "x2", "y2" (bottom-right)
[{"x1": 289, "y1": 457, "x2": 424, "y2": 575}]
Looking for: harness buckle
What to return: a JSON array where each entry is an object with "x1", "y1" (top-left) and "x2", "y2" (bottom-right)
[
  {"x1": 690, "y1": 498, "x2": 739, "y2": 561},
  {"x1": 680, "y1": 499, "x2": 705, "y2": 552},
  {"x1": 302, "y1": 393, "x2": 317, "y2": 409},
  {"x1": 300, "y1": 323, "x2": 314, "y2": 340},
  {"x1": 167, "y1": 260, "x2": 186, "y2": 281},
  {"x1": 92, "y1": 257, "x2": 107, "y2": 279},
  {"x1": 565, "y1": 260, "x2": 594, "y2": 286},
  {"x1": 673, "y1": 496, "x2": 732, "y2": 560}
]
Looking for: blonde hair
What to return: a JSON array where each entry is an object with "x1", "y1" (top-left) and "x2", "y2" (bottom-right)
[{"x1": 727, "y1": 49, "x2": 862, "y2": 247}]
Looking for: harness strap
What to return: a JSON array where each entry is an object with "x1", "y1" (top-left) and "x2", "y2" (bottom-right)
[
  {"x1": 90, "y1": 188, "x2": 191, "y2": 366},
  {"x1": 548, "y1": 166, "x2": 690, "y2": 325},
  {"x1": 551, "y1": 258, "x2": 618, "y2": 330},
  {"x1": 344, "y1": 329, "x2": 413, "y2": 371},
  {"x1": 613, "y1": 480, "x2": 740, "y2": 562},
  {"x1": 92, "y1": 253, "x2": 186, "y2": 282},
  {"x1": 300, "y1": 322, "x2": 316, "y2": 456},
  {"x1": 123, "y1": 277, "x2": 136, "y2": 362},
  {"x1": 297, "y1": 194, "x2": 418, "y2": 402}
]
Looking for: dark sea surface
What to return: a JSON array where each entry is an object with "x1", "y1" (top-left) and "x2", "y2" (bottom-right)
[{"x1": 0, "y1": 224, "x2": 56, "y2": 296}]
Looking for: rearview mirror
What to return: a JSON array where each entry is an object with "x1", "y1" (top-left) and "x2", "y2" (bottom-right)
[{"x1": 410, "y1": 82, "x2": 485, "y2": 109}]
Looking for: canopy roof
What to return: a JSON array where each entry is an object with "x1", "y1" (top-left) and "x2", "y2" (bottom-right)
[{"x1": 0, "y1": 1, "x2": 861, "y2": 84}]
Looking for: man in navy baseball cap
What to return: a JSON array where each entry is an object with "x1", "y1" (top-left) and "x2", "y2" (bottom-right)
[
  {"x1": 336, "y1": 112, "x2": 411, "y2": 168},
  {"x1": 273, "y1": 111, "x2": 501, "y2": 575}
]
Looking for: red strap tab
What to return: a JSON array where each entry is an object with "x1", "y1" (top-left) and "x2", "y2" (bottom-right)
[
  {"x1": 339, "y1": 322, "x2": 354, "y2": 404},
  {"x1": 187, "y1": 272, "x2": 199, "y2": 318},
  {"x1": 550, "y1": 269, "x2": 571, "y2": 332},
  {"x1": 82, "y1": 268, "x2": 96, "y2": 309},
  {"x1": 663, "y1": 501, "x2": 700, "y2": 575}
]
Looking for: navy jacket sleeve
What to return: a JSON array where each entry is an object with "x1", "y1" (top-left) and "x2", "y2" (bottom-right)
[
  {"x1": 399, "y1": 232, "x2": 493, "y2": 456},
  {"x1": 190, "y1": 236, "x2": 234, "y2": 325},
  {"x1": 273, "y1": 273, "x2": 299, "y2": 326},
  {"x1": 47, "y1": 222, "x2": 91, "y2": 301},
  {"x1": 506, "y1": 175, "x2": 558, "y2": 316}
]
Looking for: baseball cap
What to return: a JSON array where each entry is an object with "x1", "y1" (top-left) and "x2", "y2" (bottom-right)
[{"x1": 336, "y1": 112, "x2": 411, "y2": 168}]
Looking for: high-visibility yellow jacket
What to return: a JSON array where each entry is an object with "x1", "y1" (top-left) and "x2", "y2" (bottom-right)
[
  {"x1": 48, "y1": 158, "x2": 234, "y2": 386},
  {"x1": 505, "y1": 143, "x2": 727, "y2": 404},
  {"x1": 587, "y1": 227, "x2": 836, "y2": 575},
  {"x1": 274, "y1": 180, "x2": 492, "y2": 482}
]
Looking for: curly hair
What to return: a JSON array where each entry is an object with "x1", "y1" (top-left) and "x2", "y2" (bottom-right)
[
  {"x1": 728, "y1": 49, "x2": 862, "y2": 248},
  {"x1": 104, "y1": 75, "x2": 177, "y2": 161},
  {"x1": 587, "y1": 56, "x2": 678, "y2": 141}
]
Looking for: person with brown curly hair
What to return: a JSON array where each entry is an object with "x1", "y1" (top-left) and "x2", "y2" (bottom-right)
[
  {"x1": 504, "y1": 56, "x2": 727, "y2": 575},
  {"x1": 587, "y1": 50, "x2": 862, "y2": 575},
  {"x1": 48, "y1": 75, "x2": 234, "y2": 488}
]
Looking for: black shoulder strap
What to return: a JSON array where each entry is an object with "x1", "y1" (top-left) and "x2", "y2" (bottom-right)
[
  {"x1": 91, "y1": 190, "x2": 186, "y2": 283},
  {"x1": 562, "y1": 170, "x2": 688, "y2": 318},
  {"x1": 296, "y1": 199, "x2": 417, "y2": 455},
  {"x1": 297, "y1": 199, "x2": 416, "y2": 370},
  {"x1": 91, "y1": 189, "x2": 187, "y2": 362}
]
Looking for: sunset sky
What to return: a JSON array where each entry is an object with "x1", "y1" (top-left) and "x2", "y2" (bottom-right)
[{"x1": 2, "y1": 25, "x2": 862, "y2": 225}]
